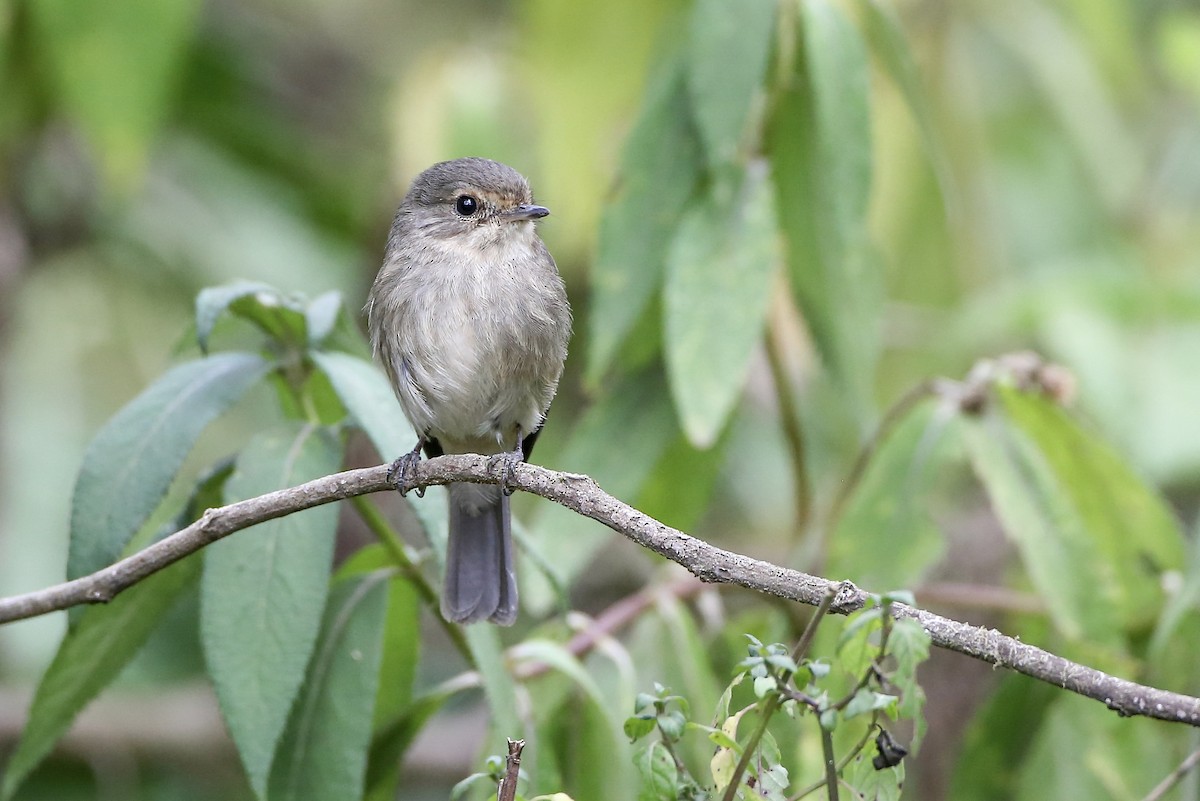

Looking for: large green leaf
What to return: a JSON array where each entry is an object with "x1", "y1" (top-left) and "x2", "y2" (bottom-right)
[
  {"x1": 0, "y1": 556, "x2": 201, "y2": 800},
  {"x1": 312, "y1": 350, "x2": 446, "y2": 556},
  {"x1": 962, "y1": 406, "x2": 1112, "y2": 642},
  {"x1": 465, "y1": 624, "x2": 521, "y2": 743},
  {"x1": 1013, "y1": 696, "x2": 1175, "y2": 801},
  {"x1": 664, "y1": 165, "x2": 780, "y2": 447},
  {"x1": 68, "y1": 352, "x2": 271, "y2": 583},
  {"x1": 28, "y1": 0, "x2": 198, "y2": 188},
  {"x1": 857, "y1": 0, "x2": 958, "y2": 217},
  {"x1": 195, "y1": 282, "x2": 311, "y2": 353},
  {"x1": 826, "y1": 402, "x2": 951, "y2": 591},
  {"x1": 268, "y1": 571, "x2": 389, "y2": 801},
  {"x1": 962, "y1": 386, "x2": 1183, "y2": 642},
  {"x1": 0, "y1": 463, "x2": 230, "y2": 800},
  {"x1": 686, "y1": 0, "x2": 778, "y2": 167},
  {"x1": 769, "y1": 0, "x2": 879, "y2": 417},
  {"x1": 587, "y1": 54, "x2": 704, "y2": 384},
  {"x1": 998, "y1": 389, "x2": 1184, "y2": 627},
  {"x1": 201, "y1": 423, "x2": 343, "y2": 798}
]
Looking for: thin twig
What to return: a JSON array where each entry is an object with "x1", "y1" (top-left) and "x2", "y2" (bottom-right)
[
  {"x1": 722, "y1": 696, "x2": 781, "y2": 801},
  {"x1": 349, "y1": 496, "x2": 474, "y2": 665},
  {"x1": 496, "y1": 738, "x2": 524, "y2": 801},
  {"x1": 1141, "y1": 747, "x2": 1200, "y2": 801},
  {"x1": 1, "y1": 456, "x2": 1198, "y2": 728},
  {"x1": 765, "y1": 309, "x2": 812, "y2": 535},
  {"x1": 793, "y1": 584, "x2": 841, "y2": 663},
  {"x1": 821, "y1": 725, "x2": 840, "y2": 801}
]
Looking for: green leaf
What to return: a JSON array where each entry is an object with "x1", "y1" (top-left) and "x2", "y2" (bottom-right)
[
  {"x1": 826, "y1": 402, "x2": 951, "y2": 591},
  {"x1": 305, "y1": 291, "x2": 344, "y2": 349},
  {"x1": 195, "y1": 282, "x2": 309, "y2": 353},
  {"x1": 2, "y1": 462, "x2": 230, "y2": 800},
  {"x1": 856, "y1": 0, "x2": 958, "y2": 218},
  {"x1": 587, "y1": 54, "x2": 704, "y2": 383},
  {"x1": 844, "y1": 688, "x2": 897, "y2": 720},
  {"x1": 664, "y1": 165, "x2": 781, "y2": 446},
  {"x1": 372, "y1": 578, "x2": 422, "y2": 730},
  {"x1": 1012, "y1": 697, "x2": 1175, "y2": 801},
  {"x1": 268, "y1": 571, "x2": 389, "y2": 801},
  {"x1": 887, "y1": 619, "x2": 930, "y2": 746},
  {"x1": 999, "y1": 388, "x2": 1185, "y2": 626},
  {"x1": 624, "y1": 715, "x2": 657, "y2": 743},
  {"x1": 769, "y1": 0, "x2": 879, "y2": 416},
  {"x1": 465, "y1": 624, "x2": 521, "y2": 743},
  {"x1": 635, "y1": 741, "x2": 678, "y2": 801},
  {"x1": 365, "y1": 691, "x2": 457, "y2": 801},
  {"x1": 201, "y1": 423, "x2": 343, "y2": 798},
  {"x1": 196, "y1": 281, "x2": 276, "y2": 353},
  {"x1": 963, "y1": 388, "x2": 1184, "y2": 640},
  {"x1": 0, "y1": 557, "x2": 202, "y2": 800},
  {"x1": 312, "y1": 351, "x2": 446, "y2": 555},
  {"x1": 28, "y1": 0, "x2": 199, "y2": 189},
  {"x1": 948, "y1": 673, "x2": 1057, "y2": 801},
  {"x1": 68, "y1": 352, "x2": 271, "y2": 583},
  {"x1": 686, "y1": 0, "x2": 778, "y2": 167}
]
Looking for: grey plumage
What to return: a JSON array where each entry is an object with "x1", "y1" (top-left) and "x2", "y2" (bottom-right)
[{"x1": 366, "y1": 157, "x2": 571, "y2": 625}]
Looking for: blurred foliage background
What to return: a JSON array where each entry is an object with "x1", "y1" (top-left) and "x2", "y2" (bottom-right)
[{"x1": 1, "y1": 0, "x2": 1200, "y2": 798}]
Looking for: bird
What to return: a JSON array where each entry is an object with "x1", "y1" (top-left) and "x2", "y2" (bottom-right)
[{"x1": 366, "y1": 157, "x2": 571, "y2": 625}]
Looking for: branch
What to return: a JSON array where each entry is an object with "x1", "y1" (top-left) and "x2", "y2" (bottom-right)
[{"x1": 1, "y1": 455, "x2": 1198, "y2": 729}]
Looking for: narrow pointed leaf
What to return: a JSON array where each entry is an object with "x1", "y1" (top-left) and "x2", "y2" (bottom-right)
[
  {"x1": 68, "y1": 352, "x2": 270, "y2": 583},
  {"x1": 1, "y1": 464, "x2": 229, "y2": 800},
  {"x1": 312, "y1": 350, "x2": 446, "y2": 551},
  {"x1": 269, "y1": 571, "x2": 389, "y2": 801},
  {"x1": 686, "y1": 0, "x2": 778, "y2": 167},
  {"x1": 769, "y1": 0, "x2": 879, "y2": 415},
  {"x1": 201, "y1": 423, "x2": 342, "y2": 798},
  {"x1": 664, "y1": 166, "x2": 780, "y2": 446},
  {"x1": 587, "y1": 54, "x2": 704, "y2": 383}
]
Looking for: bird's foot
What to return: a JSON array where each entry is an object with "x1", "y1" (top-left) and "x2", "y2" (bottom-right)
[
  {"x1": 486, "y1": 441, "x2": 525, "y2": 497},
  {"x1": 387, "y1": 439, "x2": 426, "y2": 498}
]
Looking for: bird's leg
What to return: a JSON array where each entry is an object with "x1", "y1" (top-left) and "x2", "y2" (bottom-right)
[
  {"x1": 486, "y1": 427, "x2": 526, "y2": 497},
  {"x1": 388, "y1": 437, "x2": 427, "y2": 498}
]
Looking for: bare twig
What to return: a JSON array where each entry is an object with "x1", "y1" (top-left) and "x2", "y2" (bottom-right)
[
  {"x1": 0, "y1": 456, "x2": 1198, "y2": 728},
  {"x1": 1141, "y1": 747, "x2": 1200, "y2": 801},
  {"x1": 496, "y1": 738, "x2": 524, "y2": 801}
]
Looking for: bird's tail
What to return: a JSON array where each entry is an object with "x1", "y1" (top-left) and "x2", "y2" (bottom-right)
[{"x1": 442, "y1": 483, "x2": 517, "y2": 625}]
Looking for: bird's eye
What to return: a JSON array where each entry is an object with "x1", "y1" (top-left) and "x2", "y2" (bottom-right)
[{"x1": 455, "y1": 195, "x2": 479, "y2": 216}]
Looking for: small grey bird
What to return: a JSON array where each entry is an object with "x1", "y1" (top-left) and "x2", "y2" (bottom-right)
[{"x1": 366, "y1": 158, "x2": 571, "y2": 625}]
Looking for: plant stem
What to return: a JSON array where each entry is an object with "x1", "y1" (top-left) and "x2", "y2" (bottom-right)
[
  {"x1": 789, "y1": 716, "x2": 879, "y2": 800},
  {"x1": 722, "y1": 696, "x2": 781, "y2": 801},
  {"x1": 814, "y1": 380, "x2": 935, "y2": 574},
  {"x1": 793, "y1": 584, "x2": 840, "y2": 663},
  {"x1": 766, "y1": 309, "x2": 813, "y2": 537},
  {"x1": 821, "y1": 725, "x2": 840, "y2": 801},
  {"x1": 350, "y1": 495, "x2": 474, "y2": 665}
]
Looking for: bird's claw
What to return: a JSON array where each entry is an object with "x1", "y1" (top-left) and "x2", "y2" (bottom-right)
[
  {"x1": 487, "y1": 447, "x2": 524, "y2": 496},
  {"x1": 388, "y1": 447, "x2": 426, "y2": 498}
]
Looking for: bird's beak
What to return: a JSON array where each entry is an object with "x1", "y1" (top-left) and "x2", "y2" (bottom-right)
[{"x1": 504, "y1": 204, "x2": 550, "y2": 222}]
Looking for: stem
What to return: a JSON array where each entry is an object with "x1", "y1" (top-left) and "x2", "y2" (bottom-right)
[
  {"x1": 496, "y1": 738, "x2": 525, "y2": 801},
  {"x1": 793, "y1": 584, "x2": 840, "y2": 663},
  {"x1": 814, "y1": 381, "x2": 935, "y2": 574},
  {"x1": 791, "y1": 717, "x2": 880, "y2": 800},
  {"x1": 721, "y1": 696, "x2": 781, "y2": 801},
  {"x1": 821, "y1": 725, "x2": 840, "y2": 801},
  {"x1": 350, "y1": 495, "x2": 474, "y2": 666},
  {"x1": 765, "y1": 309, "x2": 813, "y2": 536},
  {"x1": 1141, "y1": 747, "x2": 1200, "y2": 801}
]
